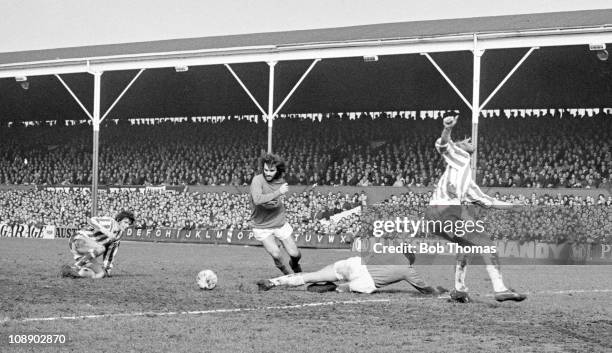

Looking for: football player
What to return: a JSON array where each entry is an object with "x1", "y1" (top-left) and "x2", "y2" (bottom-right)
[
  {"x1": 257, "y1": 252, "x2": 444, "y2": 295},
  {"x1": 425, "y1": 114, "x2": 526, "y2": 303},
  {"x1": 60, "y1": 211, "x2": 135, "y2": 279},
  {"x1": 250, "y1": 153, "x2": 302, "y2": 275}
]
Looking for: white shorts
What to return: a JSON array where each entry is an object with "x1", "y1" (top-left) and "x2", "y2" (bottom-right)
[
  {"x1": 69, "y1": 232, "x2": 104, "y2": 260},
  {"x1": 333, "y1": 256, "x2": 377, "y2": 294},
  {"x1": 252, "y1": 223, "x2": 293, "y2": 242}
]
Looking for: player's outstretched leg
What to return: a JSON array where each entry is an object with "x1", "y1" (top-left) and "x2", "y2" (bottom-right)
[
  {"x1": 402, "y1": 266, "x2": 446, "y2": 296},
  {"x1": 257, "y1": 274, "x2": 304, "y2": 291},
  {"x1": 257, "y1": 264, "x2": 337, "y2": 291}
]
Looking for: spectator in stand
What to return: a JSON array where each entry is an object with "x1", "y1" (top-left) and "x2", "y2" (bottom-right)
[{"x1": 2, "y1": 111, "x2": 610, "y2": 189}]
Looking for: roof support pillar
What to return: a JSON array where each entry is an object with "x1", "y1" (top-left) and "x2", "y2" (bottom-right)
[
  {"x1": 54, "y1": 72, "x2": 101, "y2": 216},
  {"x1": 267, "y1": 61, "x2": 276, "y2": 153},
  {"x1": 471, "y1": 42, "x2": 483, "y2": 180},
  {"x1": 91, "y1": 71, "x2": 102, "y2": 217},
  {"x1": 56, "y1": 69, "x2": 144, "y2": 217},
  {"x1": 226, "y1": 59, "x2": 320, "y2": 154}
]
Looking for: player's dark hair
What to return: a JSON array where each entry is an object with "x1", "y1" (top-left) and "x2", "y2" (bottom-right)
[
  {"x1": 260, "y1": 153, "x2": 286, "y2": 180},
  {"x1": 115, "y1": 210, "x2": 135, "y2": 225}
]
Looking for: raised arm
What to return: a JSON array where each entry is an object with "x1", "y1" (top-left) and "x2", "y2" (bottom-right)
[
  {"x1": 489, "y1": 198, "x2": 520, "y2": 210},
  {"x1": 440, "y1": 115, "x2": 458, "y2": 146},
  {"x1": 466, "y1": 182, "x2": 520, "y2": 209}
]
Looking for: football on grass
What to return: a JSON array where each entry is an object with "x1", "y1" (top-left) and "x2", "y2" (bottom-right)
[{"x1": 197, "y1": 269, "x2": 218, "y2": 290}]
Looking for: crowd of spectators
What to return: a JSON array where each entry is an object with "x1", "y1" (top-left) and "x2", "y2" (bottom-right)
[
  {"x1": 1, "y1": 109, "x2": 610, "y2": 244},
  {"x1": 366, "y1": 191, "x2": 612, "y2": 244},
  {"x1": 0, "y1": 188, "x2": 610, "y2": 244},
  {"x1": 0, "y1": 188, "x2": 364, "y2": 232},
  {"x1": 0, "y1": 110, "x2": 610, "y2": 189}
]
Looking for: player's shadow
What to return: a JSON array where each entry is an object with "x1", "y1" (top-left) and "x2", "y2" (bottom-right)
[
  {"x1": 281, "y1": 287, "x2": 439, "y2": 297},
  {"x1": 372, "y1": 289, "x2": 434, "y2": 297},
  {"x1": 106, "y1": 273, "x2": 152, "y2": 278}
]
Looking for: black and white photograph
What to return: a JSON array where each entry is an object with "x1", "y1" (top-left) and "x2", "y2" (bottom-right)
[{"x1": 1, "y1": 1, "x2": 611, "y2": 352}]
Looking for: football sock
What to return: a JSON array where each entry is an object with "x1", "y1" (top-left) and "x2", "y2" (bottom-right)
[
  {"x1": 289, "y1": 254, "x2": 302, "y2": 273},
  {"x1": 454, "y1": 259, "x2": 468, "y2": 291},
  {"x1": 271, "y1": 274, "x2": 305, "y2": 287},
  {"x1": 273, "y1": 258, "x2": 291, "y2": 275},
  {"x1": 486, "y1": 265, "x2": 508, "y2": 292}
]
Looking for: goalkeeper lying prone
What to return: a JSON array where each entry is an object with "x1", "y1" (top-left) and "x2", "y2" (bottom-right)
[{"x1": 257, "y1": 252, "x2": 446, "y2": 295}]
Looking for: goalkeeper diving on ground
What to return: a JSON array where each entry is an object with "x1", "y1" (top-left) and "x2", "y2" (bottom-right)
[{"x1": 257, "y1": 251, "x2": 447, "y2": 295}]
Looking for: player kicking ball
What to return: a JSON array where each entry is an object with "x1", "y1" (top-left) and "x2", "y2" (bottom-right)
[
  {"x1": 257, "y1": 252, "x2": 445, "y2": 295},
  {"x1": 60, "y1": 211, "x2": 135, "y2": 279},
  {"x1": 250, "y1": 153, "x2": 302, "y2": 275},
  {"x1": 426, "y1": 114, "x2": 526, "y2": 303}
]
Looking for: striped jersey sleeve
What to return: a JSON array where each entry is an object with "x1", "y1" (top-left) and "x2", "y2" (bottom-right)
[
  {"x1": 435, "y1": 138, "x2": 471, "y2": 170},
  {"x1": 90, "y1": 217, "x2": 122, "y2": 241}
]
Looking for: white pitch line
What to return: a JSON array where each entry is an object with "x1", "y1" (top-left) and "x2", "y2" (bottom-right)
[
  {"x1": 479, "y1": 288, "x2": 612, "y2": 298},
  {"x1": 529, "y1": 289, "x2": 612, "y2": 295},
  {"x1": 14, "y1": 289, "x2": 612, "y2": 323},
  {"x1": 19, "y1": 299, "x2": 390, "y2": 323}
]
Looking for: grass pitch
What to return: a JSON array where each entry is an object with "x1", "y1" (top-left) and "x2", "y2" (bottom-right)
[{"x1": 1, "y1": 238, "x2": 611, "y2": 353}]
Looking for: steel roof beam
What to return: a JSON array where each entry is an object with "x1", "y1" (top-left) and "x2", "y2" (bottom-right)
[{"x1": 1, "y1": 28, "x2": 610, "y2": 79}]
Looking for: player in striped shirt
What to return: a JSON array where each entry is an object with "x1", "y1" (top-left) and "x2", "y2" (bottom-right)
[
  {"x1": 426, "y1": 115, "x2": 526, "y2": 303},
  {"x1": 250, "y1": 153, "x2": 302, "y2": 275},
  {"x1": 60, "y1": 211, "x2": 135, "y2": 279}
]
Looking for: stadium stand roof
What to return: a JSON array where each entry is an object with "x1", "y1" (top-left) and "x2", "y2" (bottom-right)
[
  {"x1": 0, "y1": 9, "x2": 610, "y2": 123},
  {"x1": 0, "y1": 9, "x2": 611, "y2": 77}
]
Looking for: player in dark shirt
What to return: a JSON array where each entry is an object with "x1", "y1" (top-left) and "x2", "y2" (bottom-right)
[{"x1": 250, "y1": 153, "x2": 302, "y2": 275}]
